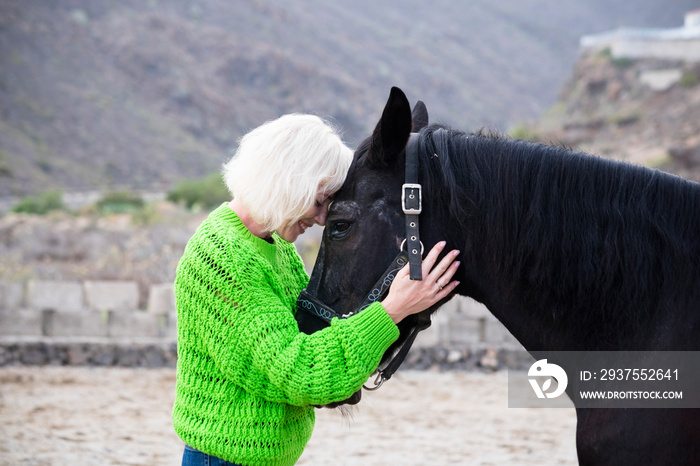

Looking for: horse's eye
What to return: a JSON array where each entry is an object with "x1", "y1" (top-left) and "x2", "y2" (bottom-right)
[{"x1": 330, "y1": 221, "x2": 352, "y2": 238}]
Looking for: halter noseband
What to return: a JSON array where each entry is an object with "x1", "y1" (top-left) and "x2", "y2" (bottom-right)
[{"x1": 295, "y1": 133, "x2": 429, "y2": 390}]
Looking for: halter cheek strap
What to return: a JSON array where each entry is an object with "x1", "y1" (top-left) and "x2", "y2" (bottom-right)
[{"x1": 403, "y1": 133, "x2": 423, "y2": 280}]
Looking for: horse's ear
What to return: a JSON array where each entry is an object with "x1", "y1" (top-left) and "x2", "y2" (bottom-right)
[
  {"x1": 368, "y1": 87, "x2": 412, "y2": 168},
  {"x1": 412, "y1": 100, "x2": 429, "y2": 132}
]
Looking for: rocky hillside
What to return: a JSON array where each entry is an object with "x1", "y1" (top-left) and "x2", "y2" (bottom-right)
[
  {"x1": 2, "y1": 3, "x2": 699, "y2": 295},
  {"x1": 3, "y1": 44, "x2": 699, "y2": 297},
  {"x1": 0, "y1": 0, "x2": 696, "y2": 197},
  {"x1": 522, "y1": 50, "x2": 700, "y2": 181}
]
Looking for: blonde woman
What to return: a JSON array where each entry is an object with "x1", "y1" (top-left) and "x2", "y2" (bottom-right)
[{"x1": 172, "y1": 114, "x2": 460, "y2": 466}]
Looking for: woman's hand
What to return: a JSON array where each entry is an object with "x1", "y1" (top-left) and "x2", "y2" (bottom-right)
[{"x1": 381, "y1": 241, "x2": 460, "y2": 324}]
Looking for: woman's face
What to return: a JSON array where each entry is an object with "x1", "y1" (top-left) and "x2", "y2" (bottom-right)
[{"x1": 276, "y1": 192, "x2": 334, "y2": 243}]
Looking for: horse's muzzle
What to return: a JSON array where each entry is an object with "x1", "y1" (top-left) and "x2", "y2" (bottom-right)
[{"x1": 315, "y1": 389, "x2": 362, "y2": 409}]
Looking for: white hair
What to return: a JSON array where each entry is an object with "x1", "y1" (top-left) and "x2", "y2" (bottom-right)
[{"x1": 222, "y1": 114, "x2": 353, "y2": 232}]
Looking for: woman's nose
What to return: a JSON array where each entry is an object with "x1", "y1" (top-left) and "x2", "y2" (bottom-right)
[{"x1": 314, "y1": 206, "x2": 328, "y2": 226}]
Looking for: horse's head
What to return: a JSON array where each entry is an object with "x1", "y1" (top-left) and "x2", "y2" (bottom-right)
[{"x1": 305, "y1": 87, "x2": 451, "y2": 375}]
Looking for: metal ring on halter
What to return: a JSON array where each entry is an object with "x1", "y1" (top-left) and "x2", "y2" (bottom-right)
[
  {"x1": 399, "y1": 239, "x2": 425, "y2": 255},
  {"x1": 363, "y1": 371, "x2": 385, "y2": 391}
]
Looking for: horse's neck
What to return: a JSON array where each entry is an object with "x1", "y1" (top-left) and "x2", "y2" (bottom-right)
[
  {"x1": 448, "y1": 143, "x2": 566, "y2": 349},
  {"x1": 460, "y1": 139, "x2": 700, "y2": 351}
]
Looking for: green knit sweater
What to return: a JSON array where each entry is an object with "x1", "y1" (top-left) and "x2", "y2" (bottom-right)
[{"x1": 172, "y1": 204, "x2": 400, "y2": 466}]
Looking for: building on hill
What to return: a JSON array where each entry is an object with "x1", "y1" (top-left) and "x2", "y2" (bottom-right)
[{"x1": 580, "y1": 10, "x2": 700, "y2": 62}]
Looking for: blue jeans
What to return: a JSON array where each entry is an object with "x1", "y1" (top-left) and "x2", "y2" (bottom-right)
[{"x1": 182, "y1": 444, "x2": 242, "y2": 466}]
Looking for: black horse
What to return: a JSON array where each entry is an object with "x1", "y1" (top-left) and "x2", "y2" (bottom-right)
[{"x1": 303, "y1": 87, "x2": 700, "y2": 464}]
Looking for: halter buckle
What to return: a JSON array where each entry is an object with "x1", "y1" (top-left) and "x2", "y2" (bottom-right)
[{"x1": 402, "y1": 183, "x2": 422, "y2": 215}]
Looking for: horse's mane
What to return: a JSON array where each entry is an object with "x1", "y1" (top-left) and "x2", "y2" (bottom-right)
[{"x1": 417, "y1": 124, "x2": 700, "y2": 341}]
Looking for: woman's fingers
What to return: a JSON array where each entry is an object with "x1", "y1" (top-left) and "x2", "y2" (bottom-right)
[
  {"x1": 433, "y1": 279, "x2": 460, "y2": 302},
  {"x1": 425, "y1": 244, "x2": 460, "y2": 303},
  {"x1": 420, "y1": 241, "x2": 447, "y2": 273},
  {"x1": 422, "y1": 239, "x2": 459, "y2": 279},
  {"x1": 433, "y1": 260, "x2": 461, "y2": 299},
  {"x1": 428, "y1": 249, "x2": 460, "y2": 283}
]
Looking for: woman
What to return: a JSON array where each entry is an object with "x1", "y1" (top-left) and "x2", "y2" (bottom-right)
[{"x1": 172, "y1": 114, "x2": 460, "y2": 466}]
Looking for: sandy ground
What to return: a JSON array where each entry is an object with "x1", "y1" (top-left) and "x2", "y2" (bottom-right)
[{"x1": 0, "y1": 367, "x2": 578, "y2": 465}]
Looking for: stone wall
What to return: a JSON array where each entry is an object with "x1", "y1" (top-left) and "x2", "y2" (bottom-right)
[
  {"x1": 0, "y1": 338, "x2": 178, "y2": 368},
  {"x1": 0, "y1": 279, "x2": 525, "y2": 369},
  {"x1": 0, "y1": 280, "x2": 176, "y2": 340}
]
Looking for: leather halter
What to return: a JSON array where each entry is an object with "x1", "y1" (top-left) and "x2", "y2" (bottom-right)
[
  {"x1": 403, "y1": 132, "x2": 423, "y2": 280},
  {"x1": 295, "y1": 133, "x2": 429, "y2": 390}
]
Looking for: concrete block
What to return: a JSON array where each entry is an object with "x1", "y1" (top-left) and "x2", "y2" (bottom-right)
[
  {"x1": 0, "y1": 308, "x2": 42, "y2": 336},
  {"x1": 457, "y1": 297, "x2": 492, "y2": 319},
  {"x1": 413, "y1": 310, "x2": 448, "y2": 348},
  {"x1": 484, "y1": 319, "x2": 519, "y2": 345},
  {"x1": 27, "y1": 280, "x2": 84, "y2": 312},
  {"x1": 413, "y1": 323, "x2": 440, "y2": 348},
  {"x1": 147, "y1": 283, "x2": 175, "y2": 314},
  {"x1": 43, "y1": 309, "x2": 108, "y2": 337},
  {"x1": 436, "y1": 297, "x2": 461, "y2": 315},
  {"x1": 108, "y1": 310, "x2": 161, "y2": 338},
  {"x1": 444, "y1": 317, "x2": 481, "y2": 345},
  {"x1": 161, "y1": 311, "x2": 178, "y2": 340},
  {"x1": 483, "y1": 319, "x2": 505, "y2": 343},
  {"x1": 84, "y1": 281, "x2": 139, "y2": 311},
  {"x1": 0, "y1": 281, "x2": 24, "y2": 311}
]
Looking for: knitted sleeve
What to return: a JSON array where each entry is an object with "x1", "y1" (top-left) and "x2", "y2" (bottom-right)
[
  {"x1": 176, "y1": 223, "x2": 399, "y2": 407},
  {"x1": 233, "y1": 290, "x2": 398, "y2": 406}
]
